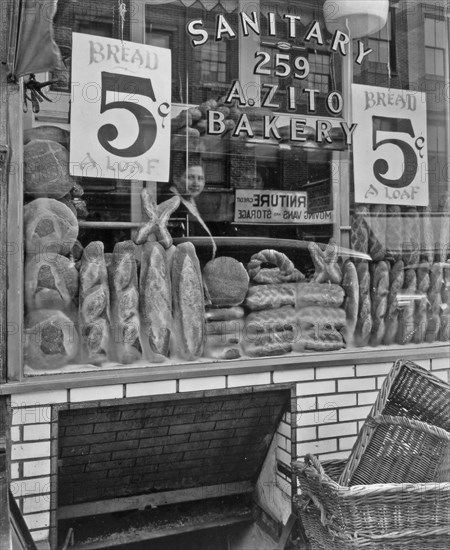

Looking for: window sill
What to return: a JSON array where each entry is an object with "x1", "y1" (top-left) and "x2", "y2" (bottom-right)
[{"x1": 1, "y1": 342, "x2": 447, "y2": 395}]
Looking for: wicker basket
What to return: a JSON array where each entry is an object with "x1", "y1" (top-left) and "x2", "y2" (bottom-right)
[
  {"x1": 339, "y1": 360, "x2": 450, "y2": 486},
  {"x1": 293, "y1": 453, "x2": 450, "y2": 550}
]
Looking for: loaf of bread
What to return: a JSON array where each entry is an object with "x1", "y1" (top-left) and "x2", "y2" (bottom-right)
[
  {"x1": 109, "y1": 241, "x2": 142, "y2": 364},
  {"x1": 397, "y1": 268, "x2": 417, "y2": 345},
  {"x1": 203, "y1": 256, "x2": 249, "y2": 306},
  {"x1": 247, "y1": 249, "x2": 304, "y2": 284},
  {"x1": 420, "y1": 206, "x2": 435, "y2": 263},
  {"x1": 25, "y1": 253, "x2": 78, "y2": 313},
  {"x1": 205, "y1": 306, "x2": 245, "y2": 322},
  {"x1": 425, "y1": 262, "x2": 443, "y2": 343},
  {"x1": 24, "y1": 126, "x2": 70, "y2": 148},
  {"x1": 244, "y1": 282, "x2": 344, "y2": 311},
  {"x1": 242, "y1": 330, "x2": 292, "y2": 358},
  {"x1": 24, "y1": 309, "x2": 79, "y2": 370},
  {"x1": 206, "y1": 318, "x2": 245, "y2": 335},
  {"x1": 24, "y1": 139, "x2": 74, "y2": 198},
  {"x1": 140, "y1": 242, "x2": 172, "y2": 358},
  {"x1": 171, "y1": 242, "x2": 205, "y2": 360},
  {"x1": 350, "y1": 205, "x2": 369, "y2": 255},
  {"x1": 341, "y1": 260, "x2": 359, "y2": 346},
  {"x1": 383, "y1": 260, "x2": 404, "y2": 345},
  {"x1": 24, "y1": 198, "x2": 79, "y2": 256},
  {"x1": 413, "y1": 262, "x2": 430, "y2": 344},
  {"x1": 79, "y1": 241, "x2": 111, "y2": 364},
  {"x1": 308, "y1": 241, "x2": 342, "y2": 284},
  {"x1": 370, "y1": 261, "x2": 389, "y2": 346},
  {"x1": 368, "y1": 205, "x2": 386, "y2": 261},
  {"x1": 402, "y1": 207, "x2": 421, "y2": 266},
  {"x1": 355, "y1": 261, "x2": 372, "y2": 347},
  {"x1": 385, "y1": 205, "x2": 402, "y2": 261},
  {"x1": 438, "y1": 193, "x2": 449, "y2": 262},
  {"x1": 440, "y1": 263, "x2": 450, "y2": 341}
]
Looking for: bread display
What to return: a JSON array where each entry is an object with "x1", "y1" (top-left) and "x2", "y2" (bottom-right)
[
  {"x1": 368, "y1": 205, "x2": 387, "y2": 261},
  {"x1": 25, "y1": 254, "x2": 78, "y2": 313},
  {"x1": 140, "y1": 242, "x2": 172, "y2": 358},
  {"x1": 402, "y1": 207, "x2": 420, "y2": 266},
  {"x1": 420, "y1": 206, "x2": 435, "y2": 263},
  {"x1": 203, "y1": 256, "x2": 249, "y2": 306},
  {"x1": 24, "y1": 309, "x2": 79, "y2": 370},
  {"x1": 438, "y1": 193, "x2": 449, "y2": 262},
  {"x1": 355, "y1": 261, "x2": 372, "y2": 347},
  {"x1": 350, "y1": 205, "x2": 369, "y2": 255},
  {"x1": 247, "y1": 249, "x2": 304, "y2": 284},
  {"x1": 341, "y1": 260, "x2": 359, "y2": 346},
  {"x1": 24, "y1": 139, "x2": 74, "y2": 198},
  {"x1": 383, "y1": 260, "x2": 404, "y2": 345},
  {"x1": 24, "y1": 198, "x2": 78, "y2": 256},
  {"x1": 370, "y1": 261, "x2": 389, "y2": 346},
  {"x1": 171, "y1": 242, "x2": 205, "y2": 360},
  {"x1": 109, "y1": 241, "x2": 143, "y2": 364},
  {"x1": 79, "y1": 241, "x2": 111, "y2": 364},
  {"x1": 440, "y1": 262, "x2": 450, "y2": 342}
]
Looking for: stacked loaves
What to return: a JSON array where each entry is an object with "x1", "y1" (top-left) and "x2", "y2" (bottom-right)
[{"x1": 350, "y1": 201, "x2": 450, "y2": 347}]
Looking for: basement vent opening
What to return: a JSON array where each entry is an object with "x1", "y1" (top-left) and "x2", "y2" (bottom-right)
[{"x1": 56, "y1": 389, "x2": 294, "y2": 550}]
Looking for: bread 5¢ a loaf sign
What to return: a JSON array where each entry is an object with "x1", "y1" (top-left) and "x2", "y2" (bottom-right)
[
  {"x1": 70, "y1": 33, "x2": 171, "y2": 181},
  {"x1": 352, "y1": 84, "x2": 428, "y2": 206}
]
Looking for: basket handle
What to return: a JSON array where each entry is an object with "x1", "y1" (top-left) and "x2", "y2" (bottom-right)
[
  {"x1": 370, "y1": 414, "x2": 450, "y2": 441},
  {"x1": 304, "y1": 453, "x2": 326, "y2": 476},
  {"x1": 302, "y1": 490, "x2": 330, "y2": 527}
]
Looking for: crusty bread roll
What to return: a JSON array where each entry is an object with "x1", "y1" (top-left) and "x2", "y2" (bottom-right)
[
  {"x1": 79, "y1": 241, "x2": 111, "y2": 364},
  {"x1": 341, "y1": 260, "x2": 359, "y2": 346},
  {"x1": 140, "y1": 242, "x2": 172, "y2": 358},
  {"x1": 24, "y1": 139, "x2": 74, "y2": 198},
  {"x1": 171, "y1": 242, "x2": 205, "y2": 360},
  {"x1": 24, "y1": 309, "x2": 79, "y2": 370},
  {"x1": 203, "y1": 256, "x2": 249, "y2": 306},
  {"x1": 24, "y1": 198, "x2": 78, "y2": 256},
  {"x1": 25, "y1": 253, "x2": 78, "y2": 313},
  {"x1": 109, "y1": 241, "x2": 142, "y2": 364}
]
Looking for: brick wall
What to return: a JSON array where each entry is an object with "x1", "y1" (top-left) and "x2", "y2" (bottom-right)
[{"x1": 9, "y1": 357, "x2": 449, "y2": 546}]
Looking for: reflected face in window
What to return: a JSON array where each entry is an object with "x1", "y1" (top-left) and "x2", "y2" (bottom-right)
[{"x1": 175, "y1": 166, "x2": 205, "y2": 198}]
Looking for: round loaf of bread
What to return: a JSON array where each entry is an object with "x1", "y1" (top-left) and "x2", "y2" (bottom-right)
[
  {"x1": 24, "y1": 198, "x2": 78, "y2": 256},
  {"x1": 24, "y1": 139, "x2": 74, "y2": 198},
  {"x1": 24, "y1": 309, "x2": 79, "y2": 370},
  {"x1": 23, "y1": 126, "x2": 70, "y2": 149},
  {"x1": 25, "y1": 254, "x2": 78, "y2": 312},
  {"x1": 203, "y1": 257, "x2": 249, "y2": 307}
]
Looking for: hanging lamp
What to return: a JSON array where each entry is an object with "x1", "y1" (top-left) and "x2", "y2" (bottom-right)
[{"x1": 323, "y1": 0, "x2": 389, "y2": 38}]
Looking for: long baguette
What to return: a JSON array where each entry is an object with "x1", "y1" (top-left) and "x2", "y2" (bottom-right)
[
  {"x1": 425, "y1": 262, "x2": 443, "y2": 343},
  {"x1": 140, "y1": 242, "x2": 172, "y2": 358},
  {"x1": 355, "y1": 261, "x2": 372, "y2": 347},
  {"x1": 110, "y1": 241, "x2": 143, "y2": 364},
  {"x1": 370, "y1": 261, "x2": 389, "y2": 346},
  {"x1": 341, "y1": 260, "x2": 359, "y2": 346},
  {"x1": 171, "y1": 242, "x2": 205, "y2": 360},
  {"x1": 383, "y1": 260, "x2": 404, "y2": 345},
  {"x1": 413, "y1": 262, "x2": 430, "y2": 344}
]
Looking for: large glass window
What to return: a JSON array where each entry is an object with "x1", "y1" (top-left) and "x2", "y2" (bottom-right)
[{"x1": 424, "y1": 17, "x2": 446, "y2": 76}]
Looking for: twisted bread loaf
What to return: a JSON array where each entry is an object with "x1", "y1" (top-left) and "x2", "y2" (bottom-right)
[
  {"x1": 383, "y1": 260, "x2": 404, "y2": 345},
  {"x1": 370, "y1": 261, "x2": 389, "y2": 346},
  {"x1": 109, "y1": 241, "x2": 142, "y2": 364},
  {"x1": 140, "y1": 242, "x2": 172, "y2": 358},
  {"x1": 247, "y1": 249, "x2": 304, "y2": 284},
  {"x1": 355, "y1": 261, "x2": 372, "y2": 347},
  {"x1": 414, "y1": 262, "x2": 430, "y2": 344},
  {"x1": 426, "y1": 263, "x2": 443, "y2": 343},
  {"x1": 308, "y1": 241, "x2": 342, "y2": 284},
  {"x1": 350, "y1": 205, "x2": 369, "y2": 255},
  {"x1": 79, "y1": 241, "x2": 111, "y2": 364}
]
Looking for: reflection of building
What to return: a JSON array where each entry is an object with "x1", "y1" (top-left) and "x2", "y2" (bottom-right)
[{"x1": 0, "y1": 1, "x2": 449, "y2": 548}]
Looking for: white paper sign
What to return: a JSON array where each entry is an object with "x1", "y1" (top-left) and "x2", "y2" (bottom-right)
[
  {"x1": 234, "y1": 189, "x2": 333, "y2": 224},
  {"x1": 70, "y1": 33, "x2": 171, "y2": 181},
  {"x1": 352, "y1": 84, "x2": 428, "y2": 206}
]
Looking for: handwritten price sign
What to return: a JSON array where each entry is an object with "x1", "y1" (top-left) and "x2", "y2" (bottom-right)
[
  {"x1": 70, "y1": 33, "x2": 171, "y2": 182},
  {"x1": 352, "y1": 84, "x2": 428, "y2": 206}
]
